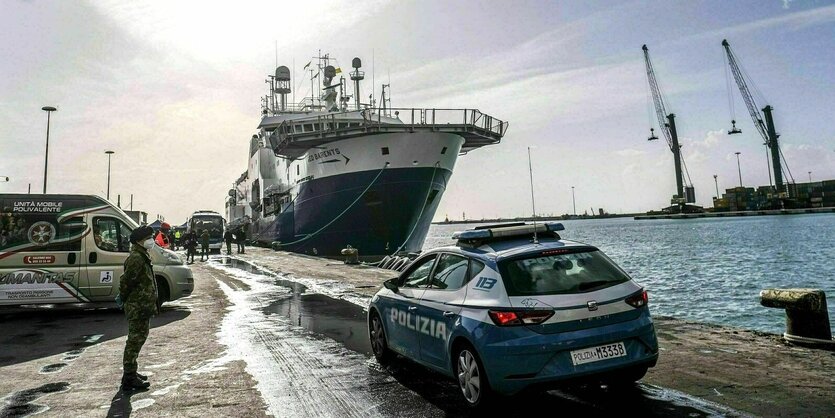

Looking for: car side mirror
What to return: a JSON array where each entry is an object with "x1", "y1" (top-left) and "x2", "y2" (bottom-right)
[{"x1": 383, "y1": 278, "x2": 399, "y2": 293}]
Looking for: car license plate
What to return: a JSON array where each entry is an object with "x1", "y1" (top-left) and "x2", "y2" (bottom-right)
[{"x1": 570, "y1": 342, "x2": 627, "y2": 365}]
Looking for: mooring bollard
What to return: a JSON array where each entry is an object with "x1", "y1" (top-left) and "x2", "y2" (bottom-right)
[
  {"x1": 760, "y1": 288, "x2": 834, "y2": 349},
  {"x1": 341, "y1": 245, "x2": 359, "y2": 265}
]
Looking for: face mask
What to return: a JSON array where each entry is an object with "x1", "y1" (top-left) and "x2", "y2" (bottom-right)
[{"x1": 141, "y1": 238, "x2": 155, "y2": 250}]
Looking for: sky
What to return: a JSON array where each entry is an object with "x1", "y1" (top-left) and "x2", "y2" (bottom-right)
[{"x1": 1, "y1": 0, "x2": 833, "y2": 222}]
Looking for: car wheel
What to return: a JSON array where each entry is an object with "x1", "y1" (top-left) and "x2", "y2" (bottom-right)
[
  {"x1": 369, "y1": 312, "x2": 393, "y2": 364},
  {"x1": 455, "y1": 345, "x2": 493, "y2": 408}
]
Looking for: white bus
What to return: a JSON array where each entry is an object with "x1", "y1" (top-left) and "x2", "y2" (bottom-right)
[{"x1": 187, "y1": 210, "x2": 225, "y2": 253}]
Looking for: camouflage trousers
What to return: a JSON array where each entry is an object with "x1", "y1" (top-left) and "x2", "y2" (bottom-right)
[{"x1": 123, "y1": 317, "x2": 150, "y2": 373}]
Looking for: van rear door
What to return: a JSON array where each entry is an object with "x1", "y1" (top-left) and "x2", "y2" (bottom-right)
[
  {"x1": 83, "y1": 216, "x2": 134, "y2": 298},
  {"x1": 0, "y1": 199, "x2": 88, "y2": 305}
]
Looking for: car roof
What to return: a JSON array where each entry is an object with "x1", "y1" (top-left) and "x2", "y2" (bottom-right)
[{"x1": 427, "y1": 237, "x2": 597, "y2": 262}]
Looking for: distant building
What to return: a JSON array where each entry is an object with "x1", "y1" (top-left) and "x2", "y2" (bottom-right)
[{"x1": 125, "y1": 210, "x2": 148, "y2": 225}]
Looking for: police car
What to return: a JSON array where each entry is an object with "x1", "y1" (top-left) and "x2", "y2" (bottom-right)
[{"x1": 367, "y1": 222, "x2": 658, "y2": 407}]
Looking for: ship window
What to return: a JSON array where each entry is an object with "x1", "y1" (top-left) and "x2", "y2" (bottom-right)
[
  {"x1": 381, "y1": 147, "x2": 389, "y2": 155},
  {"x1": 304, "y1": 124, "x2": 313, "y2": 132},
  {"x1": 441, "y1": 147, "x2": 447, "y2": 154},
  {"x1": 296, "y1": 165, "x2": 300, "y2": 175}
]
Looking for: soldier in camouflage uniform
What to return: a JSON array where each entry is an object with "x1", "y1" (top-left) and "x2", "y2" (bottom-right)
[{"x1": 119, "y1": 225, "x2": 158, "y2": 391}]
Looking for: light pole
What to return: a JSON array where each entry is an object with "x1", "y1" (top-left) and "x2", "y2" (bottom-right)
[
  {"x1": 734, "y1": 152, "x2": 743, "y2": 188},
  {"x1": 105, "y1": 150, "x2": 115, "y2": 200},
  {"x1": 713, "y1": 174, "x2": 719, "y2": 199},
  {"x1": 41, "y1": 106, "x2": 57, "y2": 194},
  {"x1": 571, "y1": 186, "x2": 576, "y2": 216},
  {"x1": 808, "y1": 171, "x2": 812, "y2": 183}
]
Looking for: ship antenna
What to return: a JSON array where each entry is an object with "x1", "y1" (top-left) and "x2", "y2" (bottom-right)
[{"x1": 528, "y1": 146, "x2": 538, "y2": 244}]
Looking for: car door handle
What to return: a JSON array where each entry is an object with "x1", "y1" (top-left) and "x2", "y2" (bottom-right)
[
  {"x1": 443, "y1": 311, "x2": 456, "y2": 318},
  {"x1": 408, "y1": 306, "x2": 417, "y2": 312}
]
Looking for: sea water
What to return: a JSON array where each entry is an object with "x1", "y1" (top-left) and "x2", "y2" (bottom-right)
[{"x1": 425, "y1": 214, "x2": 835, "y2": 334}]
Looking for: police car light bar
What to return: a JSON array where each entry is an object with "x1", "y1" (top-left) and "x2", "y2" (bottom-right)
[{"x1": 452, "y1": 222, "x2": 565, "y2": 241}]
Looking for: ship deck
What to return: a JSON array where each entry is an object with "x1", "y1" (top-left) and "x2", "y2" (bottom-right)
[{"x1": 267, "y1": 108, "x2": 508, "y2": 160}]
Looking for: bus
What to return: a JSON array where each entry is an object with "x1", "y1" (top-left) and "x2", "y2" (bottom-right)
[{"x1": 187, "y1": 210, "x2": 225, "y2": 253}]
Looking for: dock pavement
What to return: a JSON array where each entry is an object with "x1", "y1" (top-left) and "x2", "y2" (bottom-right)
[{"x1": 1, "y1": 247, "x2": 832, "y2": 416}]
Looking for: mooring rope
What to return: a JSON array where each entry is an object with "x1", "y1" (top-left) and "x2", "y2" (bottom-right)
[
  {"x1": 277, "y1": 162, "x2": 390, "y2": 247},
  {"x1": 388, "y1": 161, "x2": 440, "y2": 256}
]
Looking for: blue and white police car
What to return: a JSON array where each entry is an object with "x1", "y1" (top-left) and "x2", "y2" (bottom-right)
[{"x1": 367, "y1": 222, "x2": 658, "y2": 407}]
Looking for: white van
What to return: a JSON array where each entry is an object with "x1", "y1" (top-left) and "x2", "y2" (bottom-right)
[{"x1": 0, "y1": 194, "x2": 194, "y2": 307}]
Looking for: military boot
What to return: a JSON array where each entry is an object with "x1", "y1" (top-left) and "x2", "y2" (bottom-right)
[{"x1": 121, "y1": 372, "x2": 150, "y2": 391}]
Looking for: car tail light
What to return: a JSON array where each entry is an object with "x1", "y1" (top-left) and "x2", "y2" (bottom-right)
[
  {"x1": 625, "y1": 289, "x2": 648, "y2": 308},
  {"x1": 488, "y1": 310, "x2": 554, "y2": 326}
]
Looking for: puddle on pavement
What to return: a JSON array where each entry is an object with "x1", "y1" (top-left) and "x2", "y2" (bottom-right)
[
  {"x1": 38, "y1": 363, "x2": 66, "y2": 374},
  {"x1": 0, "y1": 382, "x2": 70, "y2": 418},
  {"x1": 218, "y1": 258, "x2": 372, "y2": 355}
]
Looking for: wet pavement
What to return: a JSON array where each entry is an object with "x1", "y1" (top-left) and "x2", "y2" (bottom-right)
[{"x1": 208, "y1": 257, "x2": 747, "y2": 417}]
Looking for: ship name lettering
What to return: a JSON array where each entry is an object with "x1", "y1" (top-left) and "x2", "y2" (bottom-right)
[{"x1": 308, "y1": 148, "x2": 341, "y2": 162}]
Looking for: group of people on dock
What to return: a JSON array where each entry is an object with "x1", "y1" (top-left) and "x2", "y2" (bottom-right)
[
  {"x1": 223, "y1": 227, "x2": 246, "y2": 255},
  {"x1": 151, "y1": 222, "x2": 247, "y2": 263}
]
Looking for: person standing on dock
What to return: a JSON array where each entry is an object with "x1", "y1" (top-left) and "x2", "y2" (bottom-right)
[
  {"x1": 200, "y1": 229, "x2": 210, "y2": 261},
  {"x1": 236, "y1": 227, "x2": 246, "y2": 254},
  {"x1": 224, "y1": 228, "x2": 234, "y2": 255},
  {"x1": 119, "y1": 225, "x2": 158, "y2": 391},
  {"x1": 154, "y1": 222, "x2": 171, "y2": 250},
  {"x1": 185, "y1": 230, "x2": 197, "y2": 264}
]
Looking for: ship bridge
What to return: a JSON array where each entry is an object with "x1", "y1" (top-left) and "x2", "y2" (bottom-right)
[{"x1": 265, "y1": 108, "x2": 508, "y2": 160}]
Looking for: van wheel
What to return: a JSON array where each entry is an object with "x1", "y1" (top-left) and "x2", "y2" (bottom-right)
[
  {"x1": 455, "y1": 343, "x2": 493, "y2": 408},
  {"x1": 156, "y1": 277, "x2": 170, "y2": 310},
  {"x1": 369, "y1": 311, "x2": 393, "y2": 364}
]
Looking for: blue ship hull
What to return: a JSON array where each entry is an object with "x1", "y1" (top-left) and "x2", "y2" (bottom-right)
[{"x1": 250, "y1": 167, "x2": 451, "y2": 258}]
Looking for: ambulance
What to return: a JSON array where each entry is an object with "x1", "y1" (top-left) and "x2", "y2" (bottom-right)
[{"x1": 0, "y1": 194, "x2": 194, "y2": 307}]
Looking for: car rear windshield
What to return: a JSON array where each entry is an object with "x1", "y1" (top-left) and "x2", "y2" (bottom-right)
[{"x1": 498, "y1": 249, "x2": 631, "y2": 296}]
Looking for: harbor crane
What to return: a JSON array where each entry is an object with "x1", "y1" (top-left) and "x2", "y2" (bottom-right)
[
  {"x1": 642, "y1": 45, "x2": 699, "y2": 213},
  {"x1": 721, "y1": 39, "x2": 794, "y2": 200}
]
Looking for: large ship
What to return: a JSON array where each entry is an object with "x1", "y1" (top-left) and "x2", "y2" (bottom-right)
[{"x1": 226, "y1": 54, "x2": 507, "y2": 258}]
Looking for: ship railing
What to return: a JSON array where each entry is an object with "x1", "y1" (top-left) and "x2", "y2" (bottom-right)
[
  {"x1": 269, "y1": 108, "x2": 508, "y2": 158},
  {"x1": 361, "y1": 108, "x2": 508, "y2": 138}
]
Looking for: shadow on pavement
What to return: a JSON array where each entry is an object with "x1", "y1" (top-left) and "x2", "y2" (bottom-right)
[
  {"x1": 105, "y1": 387, "x2": 148, "y2": 418},
  {"x1": 0, "y1": 305, "x2": 190, "y2": 367},
  {"x1": 383, "y1": 357, "x2": 729, "y2": 417}
]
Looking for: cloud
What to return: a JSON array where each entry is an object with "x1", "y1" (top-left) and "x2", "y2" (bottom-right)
[
  {"x1": 684, "y1": 129, "x2": 727, "y2": 150},
  {"x1": 616, "y1": 149, "x2": 647, "y2": 157},
  {"x1": 685, "y1": 4, "x2": 835, "y2": 43}
]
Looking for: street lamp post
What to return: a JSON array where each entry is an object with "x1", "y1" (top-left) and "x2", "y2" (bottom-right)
[
  {"x1": 105, "y1": 150, "x2": 115, "y2": 200},
  {"x1": 808, "y1": 171, "x2": 812, "y2": 183},
  {"x1": 571, "y1": 186, "x2": 576, "y2": 216},
  {"x1": 734, "y1": 152, "x2": 743, "y2": 188},
  {"x1": 713, "y1": 174, "x2": 719, "y2": 199},
  {"x1": 41, "y1": 106, "x2": 57, "y2": 194}
]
